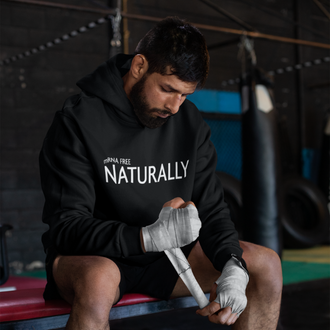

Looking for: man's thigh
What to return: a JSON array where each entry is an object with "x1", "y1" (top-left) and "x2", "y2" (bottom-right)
[
  {"x1": 53, "y1": 255, "x2": 121, "y2": 305},
  {"x1": 170, "y1": 241, "x2": 221, "y2": 297}
]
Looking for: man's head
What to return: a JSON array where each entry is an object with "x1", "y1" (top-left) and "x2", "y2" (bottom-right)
[
  {"x1": 135, "y1": 16, "x2": 209, "y2": 90},
  {"x1": 124, "y1": 17, "x2": 209, "y2": 129}
]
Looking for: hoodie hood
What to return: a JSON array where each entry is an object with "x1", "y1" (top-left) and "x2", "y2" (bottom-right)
[{"x1": 76, "y1": 54, "x2": 136, "y2": 122}]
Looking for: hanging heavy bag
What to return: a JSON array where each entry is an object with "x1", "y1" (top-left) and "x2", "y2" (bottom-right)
[
  {"x1": 318, "y1": 110, "x2": 330, "y2": 213},
  {"x1": 240, "y1": 68, "x2": 282, "y2": 256}
]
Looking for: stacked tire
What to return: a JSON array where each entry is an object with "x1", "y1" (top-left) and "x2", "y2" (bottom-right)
[
  {"x1": 281, "y1": 175, "x2": 329, "y2": 248},
  {"x1": 217, "y1": 171, "x2": 329, "y2": 248}
]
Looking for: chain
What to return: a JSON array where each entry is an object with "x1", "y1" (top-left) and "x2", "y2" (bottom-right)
[
  {"x1": 0, "y1": 15, "x2": 115, "y2": 66},
  {"x1": 110, "y1": 8, "x2": 122, "y2": 48},
  {"x1": 221, "y1": 56, "x2": 329, "y2": 87}
]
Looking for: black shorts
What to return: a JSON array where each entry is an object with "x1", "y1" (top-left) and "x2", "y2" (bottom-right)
[
  {"x1": 114, "y1": 242, "x2": 196, "y2": 302},
  {"x1": 43, "y1": 241, "x2": 196, "y2": 303}
]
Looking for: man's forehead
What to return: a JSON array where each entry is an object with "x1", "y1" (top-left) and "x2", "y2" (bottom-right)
[{"x1": 150, "y1": 68, "x2": 197, "y2": 94}]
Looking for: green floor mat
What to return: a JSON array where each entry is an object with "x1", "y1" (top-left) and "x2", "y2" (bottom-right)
[
  {"x1": 282, "y1": 260, "x2": 330, "y2": 285},
  {"x1": 18, "y1": 270, "x2": 47, "y2": 279}
]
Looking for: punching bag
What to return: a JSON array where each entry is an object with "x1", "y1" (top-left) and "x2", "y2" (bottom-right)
[
  {"x1": 318, "y1": 110, "x2": 330, "y2": 214},
  {"x1": 240, "y1": 68, "x2": 282, "y2": 255}
]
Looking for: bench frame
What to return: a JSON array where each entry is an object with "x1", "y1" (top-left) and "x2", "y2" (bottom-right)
[{"x1": 1, "y1": 294, "x2": 209, "y2": 330}]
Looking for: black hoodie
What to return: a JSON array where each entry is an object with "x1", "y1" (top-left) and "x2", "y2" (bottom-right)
[{"x1": 40, "y1": 54, "x2": 242, "y2": 273}]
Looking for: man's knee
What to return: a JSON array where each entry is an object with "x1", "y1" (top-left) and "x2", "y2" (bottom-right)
[
  {"x1": 240, "y1": 241, "x2": 282, "y2": 292},
  {"x1": 54, "y1": 255, "x2": 121, "y2": 315}
]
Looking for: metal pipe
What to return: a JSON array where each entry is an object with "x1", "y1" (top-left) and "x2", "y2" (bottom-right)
[
  {"x1": 5, "y1": 0, "x2": 116, "y2": 14},
  {"x1": 122, "y1": 0, "x2": 130, "y2": 54},
  {"x1": 207, "y1": 37, "x2": 241, "y2": 50},
  {"x1": 236, "y1": 0, "x2": 329, "y2": 40},
  {"x1": 313, "y1": 0, "x2": 330, "y2": 20},
  {"x1": 4, "y1": 0, "x2": 330, "y2": 49},
  {"x1": 193, "y1": 22, "x2": 330, "y2": 49},
  {"x1": 294, "y1": 0, "x2": 304, "y2": 175},
  {"x1": 199, "y1": 0, "x2": 257, "y2": 32}
]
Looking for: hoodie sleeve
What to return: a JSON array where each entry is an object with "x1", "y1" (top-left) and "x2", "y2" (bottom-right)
[
  {"x1": 192, "y1": 119, "x2": 243, "y2": 272},
  {"x1": 40, "y1": 111, "x2": 143, "y2": 258}
]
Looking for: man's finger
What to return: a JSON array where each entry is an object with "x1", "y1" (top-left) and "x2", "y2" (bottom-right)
[
  {"x1": 196, "y1": 301, "x2": 221, "y2": 317},
  {"x1": 163, "y1": 197, "x2": 185, "y2": 209},
  {"x1": 227, "y1": 312, "x2": 239, "y2": 325},
  {"x1": 208, "y1": 306, "x2": 233, "y2": 325},
  {"x1": 178, "y1": 201, "x2": 196, "y2": 209}
]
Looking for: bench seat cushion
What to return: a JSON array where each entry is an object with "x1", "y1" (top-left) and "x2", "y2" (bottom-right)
[{"x1": 0, "y1": 276, "x2": 159, "y2": 322}]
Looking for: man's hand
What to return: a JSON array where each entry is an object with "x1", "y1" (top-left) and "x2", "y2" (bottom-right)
[
  {"x1": 141, "y1": 197, "x2": 201, "y2": 252},
  {"x1": 163, "y1": 197, "x2": 195, "y2": 210},
  {"x1": 196, "y1": 283, "x2": 238, "y2": 325},
  {"x1": 196, "y1": 256, "x2": 249, "y2": 326}
]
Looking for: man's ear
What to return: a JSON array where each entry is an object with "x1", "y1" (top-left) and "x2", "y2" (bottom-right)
[{"x1": 131, "y1": 54, "x2": 149, "y2": 80}]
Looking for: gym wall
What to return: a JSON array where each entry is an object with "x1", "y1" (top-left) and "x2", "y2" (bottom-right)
[
  {"x1": 0, "y1": 0, "x2": 329, "y2": 273},
  {"x1": 1, "y1": 0, "x2": 110, "y2": 273}
]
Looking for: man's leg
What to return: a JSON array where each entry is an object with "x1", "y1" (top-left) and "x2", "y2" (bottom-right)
[
  {"x1": 171, "y1": 241, "x2": 282, "y2": 330},
  {"x1": 53, "y1": 255, "x2": 121, "y2": 330},
  {"x1": 236, "y1": 241, "x2": 282, "y2": 330}
]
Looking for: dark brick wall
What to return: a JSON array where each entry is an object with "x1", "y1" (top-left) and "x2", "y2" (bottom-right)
[
  {"x1": 0, "y1": 0, "x2": 111, "y2": 273},
  {"x1": 1, "y1": 0, "x2": 329, "y2": 273}
]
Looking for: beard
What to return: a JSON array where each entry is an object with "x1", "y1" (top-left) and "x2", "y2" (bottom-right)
[{"x1": 129, "y1": 74, "x2": 172, "y2": 129}]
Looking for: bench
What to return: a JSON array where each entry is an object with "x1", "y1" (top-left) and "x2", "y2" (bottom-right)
[{"x1": 0, "y1": 276, "x2": 205, "y2": 330}]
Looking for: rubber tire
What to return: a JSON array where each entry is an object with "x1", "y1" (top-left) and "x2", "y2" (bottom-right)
[
  {"x1": 216, "y1": 172, "x2": 243, "y2": 239},
  {"x1": 282, "y1": 175, "x2": 330, "y2": 248}
]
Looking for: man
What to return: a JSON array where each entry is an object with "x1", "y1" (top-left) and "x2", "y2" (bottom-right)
[{"x1": 40, "y1": 17, "x2": 282, "y2": 329}]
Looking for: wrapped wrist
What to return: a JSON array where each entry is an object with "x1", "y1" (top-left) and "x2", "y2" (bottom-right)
[
  {"x1": 214, "y1": 255, "x2": 249, "y2": 316},
  {"x1": 141, "y1": 226, "x2": 156, "y2": 252},
  {"x1": 142, "y1": 205, "x2": 201, "y2": 252}
]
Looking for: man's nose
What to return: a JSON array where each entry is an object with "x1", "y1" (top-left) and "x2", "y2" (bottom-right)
[{"x1": 165, "y1": 94, "x2": 183, "y2": 114}]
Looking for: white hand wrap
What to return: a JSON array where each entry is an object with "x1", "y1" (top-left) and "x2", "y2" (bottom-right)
[
  {"x1": 165, "y1": 248, "x2": 210, "y2": 309},
  {"x1": 214, "y1": 256, "x2": 249, "y2": 317},
  {"x1": 142, "y1": 204, "x2": 201, "y2": 252}
]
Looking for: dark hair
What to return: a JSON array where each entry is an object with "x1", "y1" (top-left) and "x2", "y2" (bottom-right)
[{"x1": 134, "y1": 17, "x2": 209, "y2": 89}]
